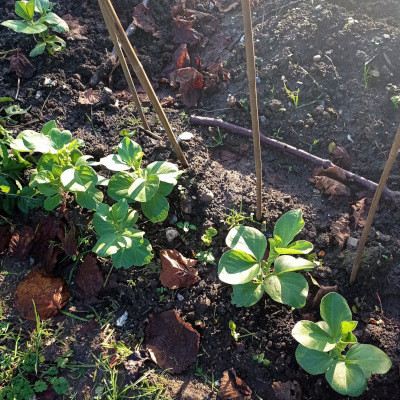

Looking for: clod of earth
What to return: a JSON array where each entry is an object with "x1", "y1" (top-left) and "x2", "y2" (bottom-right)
[
  {"x1": 14, "y1": 269, "x2": 70, "y2": 320},
  {"x1": 270, "y1": 380, "x2": 302, "y2": 400},
  {"x1": 78, "y1": 89, "x2": 102, "y2": 105},
  {"x1": 218, "y1": 368, "x2": 252, "y2": 400},
  {"x1": 159, "y1": 249, "x2": 198, "y2": 289},
  {"x1": 123, "y1": 350, "x2": 150, "y2": 382},
  {"x1": 8, "y1": 226, "x2": 35, "y2": 258},
  {"x1": 146, "y1": 309, "x2": 200, "y2": 374},
  {"x1": 331, "y1": 216, "x2": 350, "y2": 248}
]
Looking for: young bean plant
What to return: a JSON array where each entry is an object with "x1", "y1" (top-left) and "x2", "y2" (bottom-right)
[
  {"x1": 9, "y1": 120, "x2": 106, "y2": 210},
  {"x1": 1, "y1": 0, "x2": 69, "y2": 57},
  {"x1": 292, "y1": 292, "x2": 392, "y2": 397},
  {"x1": 101, "y1": 138, "x2": 181, "y2": 223},
  {"x1": 218, "y1": 209, "x2": 316, "y2": 308}
]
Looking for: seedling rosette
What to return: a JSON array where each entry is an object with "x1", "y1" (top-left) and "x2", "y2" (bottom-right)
[
  {"x1": 101, "y1": 138, "x2": 182, "y2": 223},
  {"x1": 218, "y1": 209, "x2": 316, "y2": 308},
  {"x1": 292, "y1": 292, "x2": 392, "y2": 397}
]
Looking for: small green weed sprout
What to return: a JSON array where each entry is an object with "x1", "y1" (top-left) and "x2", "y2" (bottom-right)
[
  {"x1": 283, "y1": 83, "x2": 299, "y2": 108},
  {"x1": 177, "y1": 221, "x2": 197, "y2": 233},
  {"x1": 224, "y1": 203, "x2": 246, "y2": 229},
  {"x1": 363, "y1": 64, "x2": 371, "y2": 88},
  {"x1": 0, "y1": 97, "x2": 30, "y2": 125},
  {"x1": 209, "y1": 127, "x2": 226, "y2": 147},
  {"x1": 390, "y1": 95, "x2": 400, "y2": 109},
  {"x1": 218, "y1": 209, "x2": 316, "y2": 308},
  {"x1": 1, "y1": 0, "x2": 69, "y2": 57},
  {"x1": 253, "y1": 353, "x2": 270, "y2": 366},
  {"x1": 196, "y1": 248, "x2": 215, "y2": 264},
  {"x1": 201, "y1": 227, "x2": 217, "y2": 246},
  {"x1": 229, "y1": 320, "x2": 240, "y2": 341},
  {"x1": 292, "y1": 292, "x2": 392, "y2": 397}
]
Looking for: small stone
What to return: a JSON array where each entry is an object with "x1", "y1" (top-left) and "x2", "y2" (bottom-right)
[
  {"x1": 177, "y1": 293, "x2": 184, "y2": 301},
  {"x1": 177, "y1": 131, "x2": 194, "y2": 142},
  {"x1": 346, "y1": 237, "x2": 359, "y2": 250},
  {"x1": 35, "y1": 90, "x2": 42, "y2": 99},
  {"x1": 227, "y1": 95, "x2": 236, "y2": 108},
  {"x1": 116, "y1": 311, "x2": 128, "y2": 327},
  {"x1": 260, "y1": 115, "x2": 267, "y2": 124},
  {"x1": 169, "y1": 215, "x2": 178, "y2": 225},
  {"x1": 256, "y1": 77, "x2": 261, "y2": 84},
  {"x1": 166, "y1": 228, "x2": 179, "y2": 242},
  {"x1": 44, "y1": 77, "x2": 56, "y2": 87},
  {"x1": 104, "y1": 87, "x2": 112, "y2": 94},
  {"x1": 313, "y1": 55, "x2": 321, "y2": 62},
  {"x1": 199, "y1": 190, "x2": 214, "y2": 203}
]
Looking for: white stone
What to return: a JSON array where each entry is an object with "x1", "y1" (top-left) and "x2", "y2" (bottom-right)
[
  {"x1": 177, "y1": 293, "x2": 184, "y2": 301},
  {"x1": 166, "y1": 228, "x2": 179, "y2": 242},
  {"x1": 177, "y1": 131, "x2": 194, "y2": 142},
  {"x1": 116, "y1": 311, "x2": 128, "y2": 327},
  {"x1": 313, "y1": 55, "x2": 321, "y2": 62}
]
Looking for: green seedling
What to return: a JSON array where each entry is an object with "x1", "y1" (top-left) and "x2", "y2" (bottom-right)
[
  {"x1": 179, "y1": 110, "x2": 190, "y2": 123},
  {"x1": 9, "y1": 120, "x2": 106, "y2": 210},
  {"x1": 253, "y1": 353, "x2": 270, "y2": 366},
  {"x1": 1, "y1": 0, "x2": 69, "y2": 57},
  {"x1": 156, "y1": 287, "x2": 168, "y2": 301},
  {"x1": 218, "y1": 209, "x2": 316, "y2": 308},
  {"x1": 363, "y1": 64, "x2": 371, "y2": 88},
  {"x1": 390, "y1": 95, "x2": 400, "y2": 109},
  {"x1": 196, "y1": 248, "x2": 215, "y2": 264},
  {"x1": 224, "y1": 202, "x2": 246, "y2": 229},
  {"x1": 292, "y1": 292, "x2": 392, "y2": 397},
  {"x1": 201, "y1": 227, "x2": 217, "y2": 246},
  {"x1": 92, "y1": 198, "x2": 153, "y2": 269},
  {"x1": 229, "y1": 320, "x2": 240, "y2": 341},
  {"x1": 101, "y1": 138, "x2": 181, "y2": 222},
  {"x1": 239, "y1": 98, "x2": 249, "y2": 111},
  {"x1": 209, "y1": 127, "x2": 226, "y2": 147},
  {"x1": 0, "y1": 97, "x2": 30, "y2": 125},
  {"x1": 177, "y1": 221, "x2": 196, "y2": 233},
  {"x1": 283, "y1": 83, "x2": 299, "y2": 108}
]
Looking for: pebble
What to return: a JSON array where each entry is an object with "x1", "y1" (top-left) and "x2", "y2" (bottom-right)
[
  {"x1": 256, "y1": 77, "x2": 261, "y2": 84},
  {"x1": 260, "y1": 115, "x2": 267, "y2": 124},
  {"x1": 116, "y1": 311, "x2": 128, "y2": 327},
  {"x1": 313, "y1": 55, "x2": 321, "y2": 62},
  {"x1": 169, "y1": 214, "x2": 178, "y2": 225},
  {"x1": 44, "y1": 77, "x2": 56, "y2": 87},
  {"x1": 177, "y1": 293, "x2": 184, "y2": 301},
  {"x1": 346, "y1": 237, "x2": 359, "y2": 250},
  {"x1": 199, "y1": 190, "x2": 214, "y2": 203},
  {"x1": 177, "y1": 131, "x2": 194, "y2": 142},
  {"x1": 35, "y1": 90, "x2": 42, "y2": 99},
  {"x1": 166, "y1": 228, "x2": 179, "y2": 242}
]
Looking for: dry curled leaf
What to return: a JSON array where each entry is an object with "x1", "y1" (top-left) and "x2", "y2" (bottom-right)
[
  {"x1": 172, "y1": 67, "x2": 203, "y2": 107},
  {"x1": 159, "y1": 249, "x2": 198, "y2": 289},
  {"x1": 8, "y1": 227, "x2": 35, "y2": 258},
  {"x1": 9, "y1": 50, "x2": 35, "y2": 79},
  {"x1": 331, "y1": 216, "x2": 350, "y2": 248},
  {"x1": 314, "y1": 176, "x2": 350, "y2": 196},
  {"x1": 62, "y1": 14, "x2": 88, "y2": 40},
  {"x1": 319, "y1": 166, "x2": 346, "y2": 182},
  {"x1": 312, "y1": 285, "x2": 338, "y2": 308},
  {"x1": 146, "y1": 310, "x2": 199, "y2": 374},
  {"x1": 76, "y1": 254, "x2": 104, "y2": 299},
  {"x1": 14, "y1": 269, "x2": 70, "y2": 320},
  {"x1": 133, "y1": 4, "x2": 159, "y2": 36},
  {"x1": 0, "y1": 226, "x2": 11, "y2": 254},
  {"x1": 351, "y1": 198, "x2": 367, "y2": 228},
  {"x1": 63, "y1": 230, "x2": 78, "y2": 257},
  {"x1": 78, "y1": 89, "x2": 102, "y2": 105},
  {"x1": 42, "y1": 244, "x2": 63, "y2": 274},
  {"x1": 270, "y1": 381, "x2": 302, "y2": 400},
  {"x1": 215, "y1": 0, "x2": 240, "y2": 12},
  {"x1": 331, "y1": 146, "x2": 353, "y2": 169},
  {"x1": 173, "y1": 18, "x2": 203, "y2": 45},
  {"x1": 218, "y1": 368, "x2": 252, "y2": 400}
]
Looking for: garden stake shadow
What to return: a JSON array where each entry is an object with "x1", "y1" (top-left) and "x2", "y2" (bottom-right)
[
  {"x1": 97, "y1": 0, "x2": 188, "y2": 168},
  {"x1": 241, "y1": 0, "x2": 263, "y2": 220},
  {"x1": 350, "y1": 120, "x2": 400, "y2": 284},
  {"x1": 100, "y1": 1, "x2": 150, "y2": 132}
]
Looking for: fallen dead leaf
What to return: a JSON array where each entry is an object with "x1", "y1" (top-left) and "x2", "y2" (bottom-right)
[
  {"x1": 312, "y1": 285, "x2": 338, "y2": 307},
  {"x1": 173, "y1": 67, "x2": 203, "y2": 107},
  {"x1": 351, "y1": 198, "x2": 367, "y2": 228},
  {"x1": 63, "y1": 230, "x2": 78, "y2": 257},
  {"x1": 173, "y1": 18, "x2": 203, "y2": 45},
  {"x1": 42, "y1": 244, "x2": 63, "y2": 274},
  {"x1": 133, "y1": 3, "x2": 159, "y2": 36},
  {"x1": 0, "y1": 226, "x2": 11, "y2": 254},
  {"x1": 319, "y1": 166, "x2": 346, "y2": 182},
  {"x1": 78, "y1": 89, "x2": 102, "y2": 105},
  {"x1": 8, "y1": 227, "x2": 35, "y2": 258},
  {"x1": 146, "y1": 309, "x2": 199, "y2": 374},
  {"x1": 270, "y1": 381, "x2": 302, "y2": 400},
  {"x1": 174, "y1": 43, "x2": 191, "y2": 69},
  {"x1": 9, "y1": 50, "x2": 35, "y2": 79},
  {"x1": 332, "y1": 146, "x2": 353, "y2": 169},
  {"x1": 160, "y1": 96, "x2": 175, "y2": 108},
  {"x1": 124, "y1": 350, "x2": 150, "y2": 382},
  {"x1": 331, "y1": 216, "x2": 350, "y2": 248},
  {"x1": 62, "y1": 14, "x2": 88, "y2": 40},
  {"x1": 14, "y1": 269, "x2": 70, "y2": 320},
  {"x1": 314, "y1": 176, "x2": 350, "y2": 196},
  {"x1": 76, "y1": 254, "x2": 104, "y2": 300},
  {"x1": 159, "y1": 249, "x2": 198, "y2": 289},
  {"x1": 218, "y1": 368, "x2": 252, "y2": 400},
  {"x1": 215, "y1": 0, "x2": 240, "y2": 12}
]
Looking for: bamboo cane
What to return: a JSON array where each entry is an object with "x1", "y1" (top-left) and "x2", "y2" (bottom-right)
[
  {"x1": 350, "y1": 120, "x2": 400, "y2": 284},
  {"x1": 97, "y1": 0, "x2": 188, "y2": 167},
  {"x1": 99, "y1": 0, "x2": 150, "y2": 131},
  {"x1": 241, "y1": 0, "x2": 263, "y2": 220}
]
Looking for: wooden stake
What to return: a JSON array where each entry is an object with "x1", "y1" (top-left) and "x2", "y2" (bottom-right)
[
  {"x1": 350, "y1": 120, "x2": 400, "y2": 284},
  {"x1": 98, "y1": 0, "x2": 188, "y2": 167},
  {"x1": 241, "y1": 0, "x2": 263, "y2": 220},
  {"x1": 99, "y1": 0, "x2": 150, "y2": 131}
]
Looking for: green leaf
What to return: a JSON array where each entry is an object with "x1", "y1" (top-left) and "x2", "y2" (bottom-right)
[
  {"x1": 141, "y1": 193, "x2": 169, "y2": 222},
  {"x1": 320, "y1": 292, "x2": 352, "y2": 340},
  {"x1": 226, "y1": 225, "x2": 267, "y2": 261},
  {"x1": 111, "y1": 237, "x2": 153, "y2": 268},
  {"x1": 274, "y1": 255, "x2": 315, "y2": 274},
  {"x1": 44, "y1": 194, "x2": 61, "y2": 210},
  {"x1": 15, "y1": 0, "x2": 36, "y2": 20},
  {"x1": 38, "y1": 12, "x2": 69, "y2": 32},
  {"x1": 50, "y1": 128, "x2": 72, "y2": 149},
  {"x1": 157, "y1": 181, "x2": 174, "y2": 196},
  {"x1": 292, "y1": 320, "x2": 336, "y2": 351},
  {"x1": 346, "y1": 344, "x2": 392, "y2": 374},
  {"x1": 144, "y1": 161, "x2": 181, "y2": 184},
  {"x1": 218, "y1": 249, "x2": 260, "y2": 285},
  {"x1": 60, "y1": 166, "x2": 97, "y2": 192},
  {"x1": 10, "y1": 130, "x2": 55, "y2": 153},
  {"x1": 342, "y1": 321, "x2": 357, "y2": 335},
  {"x1": 35, "y1": 0, "x2": 51, "y2": 14},
  {"x1": 1, "y1": 20, "x2": 31, "y2": 33},
  {"x1": 30, "y1": 41, "x2": 47, "y2": 57},
  {"x1": 22, "y1": 22, "x2": 48, "y2": 34},
  {"x1": 231, "y1": 281, "x2": 264, "y2": 307},
  {"x1": 101, "y1": 154, "x2": 131, "y2": 171},
  {"x1": 41, "y1": 120, "x2": 57, "y2": 135},
  {"x1": 75, "y1": 188, "x2": 103, "y2": 210},
  {"x1": 263, "y1": 272, "x2": 309, "y2": 308},
  {"x1": 295, "y1": 344, "x2": 334, "y2": 375},
  {"x1": 45, "y1": 35, "x2": 66, "y2": 53},
  {"x1": 50, "y1": 376, "x2": 69, "y2": 395},
  {"x1": 0, "y1": 176, "x2": 11, "y2": 193},
  {"x1": 117, "y1": 138, "x2": 143, "y2": 170},
  {"x1": 273, "y1": 209, "x2": 304, "y2": 247},
  {"x1": 34, "y1": 380, "x2": 48, "y2": 393},
  {"x1": 37, "y1": 153, "x2": 60, "y2": 172},
  {"x1": 93, "y1": 230, "x2": 143, "y2": 257},
  {"x1": 325, "y1": 360, "x2": 367, "y2": 397},
  {"x1": 275, "y1": 240, "x2": 313, "y2": 255}
]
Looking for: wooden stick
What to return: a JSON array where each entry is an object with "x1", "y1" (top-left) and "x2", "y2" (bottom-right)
[
  {"x1": 350, "y1": 121, "x2": 400, "y2": 284},
  {"x1": 189, "y1": 115, "x2": 400, "y2": 201},
  {"x1": 99, "y1": 1, "x2": 150, "y2": 131},
  {"x1": 97, "y1": 0, "x2": 188, "y2": 167},
  {"x1": 241, "y1": 0, "x2": 263, "y2": 220}
]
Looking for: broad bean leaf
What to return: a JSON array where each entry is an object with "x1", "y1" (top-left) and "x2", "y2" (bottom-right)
[
  {"x1": 141, "y1": 193, "x2": 169, "y2": 223},
  {"x1": 60, "y1": 165, "x2": 97, "y2": 192},
  {"x1": 346, "y1": 344, "x2": 392, "y2": 374},
  {"x1": 144, "y1": 161, "x2": 181, "y2": 185},
  {"x1": 75, "y1": 187, "x2": 103, "y2": 210},
  {"x1": 231, "y1": 281, "x2": 264, "y2": 307},
  {"x1": 117, "y1": 138, "x2": 143, "y2": 170},
  {"x1": 275, "y1": 240, "x2": 313, "y2": 255},
  {"x1": 15, "y1": 0, "x2": 35, "y2": 20},
  {"x1": 101, "y1": 154, "x2": 131, "y2": 171},
  {"x1": 35, "y1": 0, "x2": 51, "y2": 14},
  {"x1": 291, "y1": 320, "x2": 336, "y2": 352},
  {"x1": 274, "y1": 255, "x2": 315, "y2": 274},
  {"x1": 37, "y1": 12, "x2": 69, "y2": 32},
  {"x1": 10, "y1": 130, "x2": 55, "y2": 153},
  {"x1": 30, "y1": 42, "x2": 47, "y2": 57},
  {"x1": 273, "y1": 209, "x2": 304, "y2": 247},
  {"x1": 295, "y1": 344, "x2": 334, "y2": 375}
]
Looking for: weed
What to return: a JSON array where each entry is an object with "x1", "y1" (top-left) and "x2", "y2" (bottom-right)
[
  {"x1": 283, "y1": 83, "x2": 299, "y2": 108},
  {"x1": 201, "y1": 227, "x2": 217, "y2": 246},
  {"x1": 179, "y1": 110, "x2": 190, "y2": 123},
  {"x1": 177, "y1": 221, "x2": 197, "y2": 233},
  {"x1": 363, "y1": 64, "x2": 371, "y2": 88},
  {"x1": 390, "y1": 95, "x2": 400, "y2": 109},
  {"x1": 253, "y1": 353, "x2": 270, "y2": 366},
  {"x1": 209, "y1": 127, "x2": 227, "y2": 147},
  {"x1": 196, "y1": 249, "x2": 216, "y2": 265}
]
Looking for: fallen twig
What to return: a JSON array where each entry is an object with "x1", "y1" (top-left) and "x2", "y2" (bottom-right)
[
  {"x1": 138, "y1": 126, "x2": 161, "y2": 140},
  {"x1": 189, "y1": 115, "x2": 400, "y2": 201}
]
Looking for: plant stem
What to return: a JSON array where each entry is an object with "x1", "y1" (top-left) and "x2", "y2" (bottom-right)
[{"x1": 241, "y1": 0, "x2": 263, "y2": 221}]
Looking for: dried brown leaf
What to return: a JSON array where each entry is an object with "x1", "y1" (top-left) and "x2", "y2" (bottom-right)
[
  {"x1": 14, "y1": 269, "x2": 70, "y2": 320},
  {"x1": 78, "y1": 89, "x2": 102, "y2": 105},
  {"x1": 271, "y1": 381, "x2": 302, "y2": 400},
  {"x1": 8, "y1": 227, "x2": 35, "y2": 258},
  {"x1": 314, "y1": 176, "x2": 350, "y2": 196},
  {"x1": 172, "y1": 67, "x2": 203, "y2": 107},
  {"x1": 215, "y1": 0, "x2": 240, "y2": 12},
  {"x1": 331, "y1": 216, "x2": 350, "y2": 248},
  {"x1": 319, "y1": 166, "x2": 346, "y2": 182},
  {"x1": 63, "y1": 230, "x2": 78, "y2": 257},
  {"x1": 160, "y1": 249, "x2": 198, "y2": 289},
  {"x1": 42, "y1": 244, "x2": 63, "y2": 274},
  {"x1": 133, "y1": 4, "x2": 159, "y2": 36},
  {"x1": 62, "y1": 14, "x2": 88, "y2": 40},
  {"x1": 76, "y1": 254, "x2": 104, "y2": 299},
  {"x1": 312, "y1": 285, "x2": 338, "y2": 308},
  {"x1": 218, "y1": 368, "x2": 252, "y2": 400},
  {"x1": 0, "y1": 226, "x2": 11, "y2": 254},
  {"x1": 173, "y1": 18, "x2": 203, "y2": 45},
  {"x1": 351, "y1": 198, "x2": 367, "y2": 228},
  {"x1": 146, "y1": 310, "x2": 199, "y2": 374},
  {"x1": 332, "y1": 146, "x2": 353, "y2": 169},
  {"x1": 9, "y1": 50, "x2": 35, "y2": 79}
]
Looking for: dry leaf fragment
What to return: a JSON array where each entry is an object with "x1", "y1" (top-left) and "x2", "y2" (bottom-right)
[
  {"x1": 159, "y1": 249, "x2": 198, "y2": 289},
  {"x1": 173, "y1": 18, "x2": 203, "y2": 45},
  {"x1": 78, "y1": 89, "x2": 102, "y2": 105},
  {"x1": 133, "y1": 4, "x2": 159, "y2": 36},
  {"x1": 8, "y1": 227, "x2": 35, "y2": 258},
  {"x1": 332, "y1": 146, "x2": 353, "y2": 169},
  {"x1": 14, "y1": 269, "x2": 70, "y2": 320},
  {"x1": 218, "y1": 368, "x2": 252, "y2": 400},
  {"x1": 312, "y1": 285, "x2": 338, "y2": 307},
  {"x1": 62, "y1": 14, "x2": 88, "y2": 40},
  {"x1": 215, "y1": 0, "x2": 240, "y2": 12},
  {"x1": 271, "y1": 381, "x2": 302, "y2": 400},
  {"x1": 314, "y1": 176, "x2": 350, "y2": 196},
  {"x1": 319, "y1": 166, "x2": 346, "y2": 182},
  {"x1": 0, "y1": 226, "x2": 11, "y2": 254},
  {"x1": 76, "y1": 254, "x2": 104, "y2": 299},
  {"x1": 63, "y1": 230, "x2": 78, "y2": 257},
  {"x1": 351, "y1": 198, "x2": 367, "y2": 228},
  {"x1": 173, "y1": 67, "x2": 203, "y2": 107},
  {"x1": 146, "y1": 310, "x2": 200, "y2": 374},
  {"x1": 9, "y1": 50, "x2": 35, "y2": 79},
  {"x1": 331, "y1": 216, "x2": 350, "y2": 248}
]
